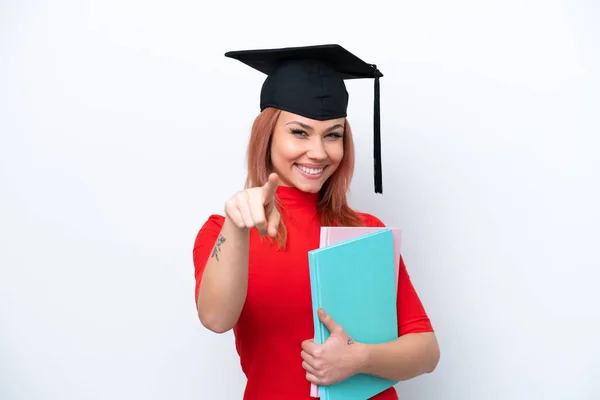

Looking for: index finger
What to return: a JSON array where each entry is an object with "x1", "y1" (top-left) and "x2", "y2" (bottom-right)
[
  {"x1": 301, "y1": 339, "x2": 318, "y2": 355},
  {"x1": 261, "y1": 172, "x2": 280, "y2": 201}
]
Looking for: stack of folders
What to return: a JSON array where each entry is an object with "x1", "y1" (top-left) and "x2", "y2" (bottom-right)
[{"x1": 308, "y1": 227, "x2": 402, "y2": 400}]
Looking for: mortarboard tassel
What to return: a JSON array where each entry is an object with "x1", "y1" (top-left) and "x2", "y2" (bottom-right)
[{"x1": 373, "y1": 65, "x2": 383, "y2": 194}]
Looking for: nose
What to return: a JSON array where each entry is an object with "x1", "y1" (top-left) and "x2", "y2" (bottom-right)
[{"x1": 306, "y1": 136, "x2": 328, "y2": 161}]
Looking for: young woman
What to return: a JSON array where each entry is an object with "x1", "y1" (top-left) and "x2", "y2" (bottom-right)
[{"x1": 193, "y1": 45, "x2": 439, "y2": 400}]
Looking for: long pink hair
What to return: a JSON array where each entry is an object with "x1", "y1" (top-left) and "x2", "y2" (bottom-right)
[{"x1": 244, "y1": 107, "x2": 365, "y2": 247}]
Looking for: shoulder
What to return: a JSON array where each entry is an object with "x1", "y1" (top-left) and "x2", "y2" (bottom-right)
[
  {"x1": 193, "y1": 214, "x2": 225, "y2": 246},
  {"x1": 200, "y1": 214, "x2": 226, "y2": 230},
  {"x1": 355, "y1": 211, "x2": 386, "y2": 228}
]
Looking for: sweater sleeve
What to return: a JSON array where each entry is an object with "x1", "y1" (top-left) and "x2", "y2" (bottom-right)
[
  {"x1": 192, "y1": 214, "x2": 225, "y2": 305},
  {"x1": 360, "y1": 213, "x2": 434, "y2": 336}
]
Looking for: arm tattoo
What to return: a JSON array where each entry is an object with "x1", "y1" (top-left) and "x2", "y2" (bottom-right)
[{"x1": 211, "y1": 234, "x2": 226, "y2": 261}]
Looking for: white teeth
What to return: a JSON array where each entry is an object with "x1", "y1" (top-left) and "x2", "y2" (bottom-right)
[{"x1": 296, "y1": 165, "x2": 324, "y2": 175}]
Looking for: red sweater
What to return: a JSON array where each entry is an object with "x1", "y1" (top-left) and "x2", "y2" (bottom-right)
[{"x1": 193, "y1": 186, "x2": 434, "y2": 399}]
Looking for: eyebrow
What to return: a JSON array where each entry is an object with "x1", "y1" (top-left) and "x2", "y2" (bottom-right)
[{"x1": 286, "y1": 121, "x2": 345, "y2": 131}]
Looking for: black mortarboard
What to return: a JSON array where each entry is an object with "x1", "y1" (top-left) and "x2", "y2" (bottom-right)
[{"x1": 224, "y1": 44, "x2": 384, "y2": 194}]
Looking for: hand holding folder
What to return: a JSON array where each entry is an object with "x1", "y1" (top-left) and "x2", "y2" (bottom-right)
[
  {"x1": 308, "y1": 228, "x2": 402, "y2": 400},
  {"x1": 301, "y1": 307, "x2": 368, "y2": 388}
]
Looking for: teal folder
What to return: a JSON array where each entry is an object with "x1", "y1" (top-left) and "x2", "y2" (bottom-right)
[{"x1": 308, "y1": 229, "x2": 399, "y2": 400}]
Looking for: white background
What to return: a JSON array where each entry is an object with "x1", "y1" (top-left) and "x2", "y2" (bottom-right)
[{"x1": 1, "y1": 0, "x2": 599, "y2": 399}]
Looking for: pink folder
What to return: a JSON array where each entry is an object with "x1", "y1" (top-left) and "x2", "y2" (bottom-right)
[{"x1": 310, "y1": 226, "x2": 402, "y2": 398}]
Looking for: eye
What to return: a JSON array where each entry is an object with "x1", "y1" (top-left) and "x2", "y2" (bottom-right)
[
  {"x1": 290, "y1": 128, "x2": 308, "y2": 137},
  {"x1": 325, "y1": 132, "x2": 344, "y2": 139}
]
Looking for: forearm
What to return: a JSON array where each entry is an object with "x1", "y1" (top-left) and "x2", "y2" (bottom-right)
[
  {"x1": 197, "y1": 217, "x2": 250, "y2": 333},
  {"x1": 356, "y1": 332, "x2": 440, "y2": 381}
]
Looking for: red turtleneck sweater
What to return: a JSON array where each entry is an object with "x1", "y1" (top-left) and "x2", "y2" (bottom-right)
[{"x1": 193, "y1": 186, "x2": 433, "y2": 399}]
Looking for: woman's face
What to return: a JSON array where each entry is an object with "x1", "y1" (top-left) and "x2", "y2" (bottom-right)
[{"x1": 270, "y1": 110, "x2": 345, "y2": 193}]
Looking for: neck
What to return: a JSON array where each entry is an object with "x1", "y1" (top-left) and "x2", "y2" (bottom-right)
[{"x1": 275, "y1": 185, "x2": 319, "y2": 210}]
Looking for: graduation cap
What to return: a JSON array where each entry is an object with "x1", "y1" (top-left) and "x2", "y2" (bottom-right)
[{"x1": 225, "y1": 44, "x2": 384, "y2": 194}]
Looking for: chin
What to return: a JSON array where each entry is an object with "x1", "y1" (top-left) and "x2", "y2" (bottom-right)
[
  {"x1": 290, "y1": 179, "x2": 324, "y2": 193},
  {"x1": 299, "y1": 183, "x2": 323, "y2": 193}
]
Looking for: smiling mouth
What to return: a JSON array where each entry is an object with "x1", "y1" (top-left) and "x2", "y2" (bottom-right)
[{"x1": 295, "y1": 164, "x2": 326, "y2": 176}]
